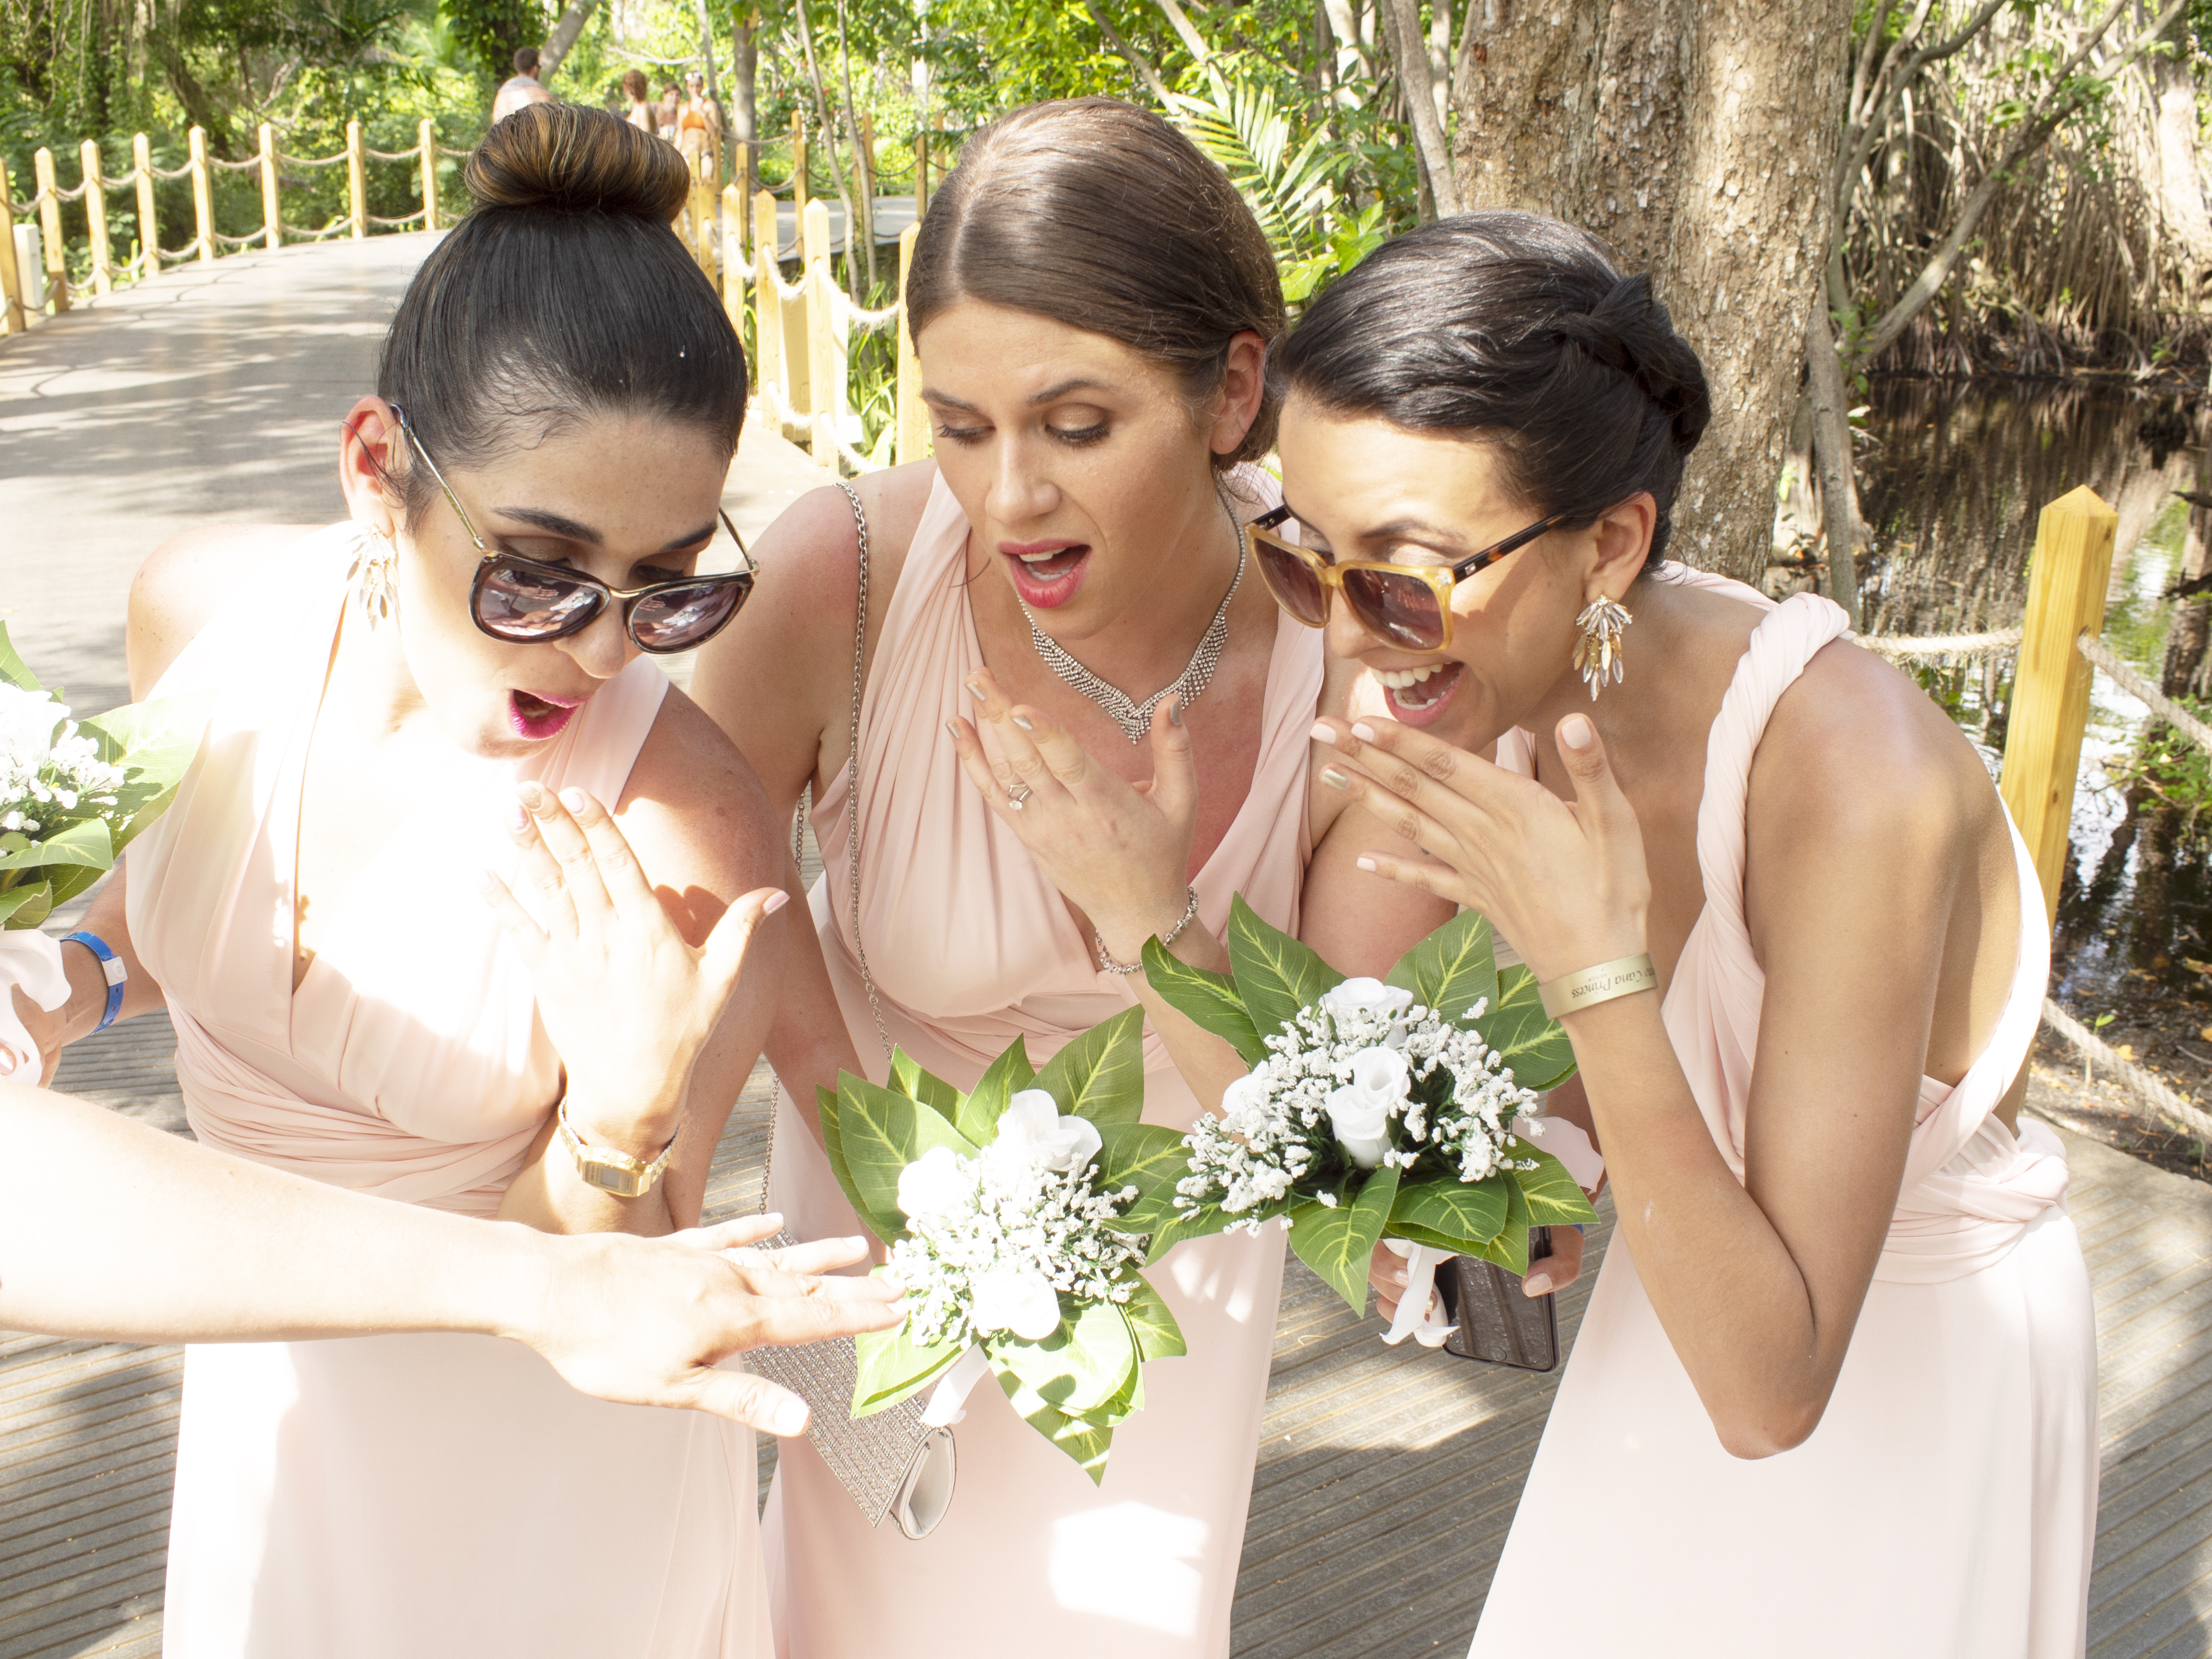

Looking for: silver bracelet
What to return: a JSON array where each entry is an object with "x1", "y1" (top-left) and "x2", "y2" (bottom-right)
[{"x1": 1096, "y1": 886, "x2": 1201, "y2": 976}]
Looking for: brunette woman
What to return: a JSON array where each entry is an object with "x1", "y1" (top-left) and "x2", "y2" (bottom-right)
[
  {"x1": 27, "y1": 106, "x2": 857, "y2": 1657},
  {"x1": 691, "y1": 98, "x2": 1436, "y2": 1658},
  {"x1": 1265, "y1": 214, "x2": 2095, "y2": 1656}
]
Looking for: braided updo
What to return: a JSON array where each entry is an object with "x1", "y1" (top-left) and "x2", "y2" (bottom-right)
[{"x1": 1271, "y1": 211, "x2": 1709, "y2": 567}]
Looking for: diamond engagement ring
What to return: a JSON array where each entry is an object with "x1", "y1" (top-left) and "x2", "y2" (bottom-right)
[{"x1": 1006, "y1": 783, "x2": 1033, "y2": 810}]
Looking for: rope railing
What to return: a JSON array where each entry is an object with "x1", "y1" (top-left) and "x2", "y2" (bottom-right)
[
  {"x1": 1857, "y1": 626, "x2": 2025, "y2": 662},
  {"x1": 2077, "y1": 629, "x2": 2212, "y2": 757}
]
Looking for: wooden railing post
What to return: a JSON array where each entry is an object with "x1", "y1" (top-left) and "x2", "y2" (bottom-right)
[
  {"x1": 1998, "y1": 484, "x2": 2121, "y2": 923},
  {"x1": 132, "y1": 133, "x2": 159, "y2": 279},
  {"x1": 346, "y1": 121, "x2": 367, "y2": 240},
  {"x1": 258, "y1": 123, "x2": 281, "y2": 251},
  {"x1": 80, "y1": 140, "x2": 110, "y2": 297},
  {"x1": 914, "y1": 116, "x2": 930, "y2": 218},
  {"x1": 721, "y1": 183, "x2": 746, "y2": 336},
  {"x1": 187, "y1": 127, "x2": 214, "y2": 265},
  {"x1": 895, "y1": 222, "x2": 928, "y2": 465},
  {"x1": 730, "y1": 142, "x2": 749, "y2": 254},
  {"x1": 0, "y1": 158, "x2": 25, "y2": 333},
  {"x1": 33, "y1": 149, "x2": 67, "y2": 311},
  {"x1": 804, "y1": 196, "x2": 835, "y2": 460},
  {"x1": 418, "y1": 119, "x2": 438, "y2": 230},
  {"x1": 752, "y1": 189, "x2": 785, "y2": 411}
]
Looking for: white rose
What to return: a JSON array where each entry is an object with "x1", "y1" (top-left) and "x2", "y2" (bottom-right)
[
  {"x1": 1318, "y1": 977, "x2": 1416, "y2": 1023},
  {"x1": 0, "y1": 685, "x2": 63, "y2": 776},
  {"x1": 1326, "y1": 1046, "x2": 1409, "y2": 1169},
  {"x1": 1219, "y1": 1071, "x2": 1272, "y2": 1123},
  {"x1": 896, "y1": 1144, "x2": 969, "y2": 1219},
  {"x1": 970, "y1": 1264, "x2": 1064, "y2": 1341},
  {"x1": 990, "y1": 1088, "x2": 1103, "y2": 1174}
]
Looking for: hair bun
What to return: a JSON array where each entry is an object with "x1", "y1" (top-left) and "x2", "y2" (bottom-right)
[
  {"x1": 1548, "y1": 275, "x2": 1710, "y2": 455},
  {"x1": 467, "y1": 103, "x2": 689, "y2": 222}
]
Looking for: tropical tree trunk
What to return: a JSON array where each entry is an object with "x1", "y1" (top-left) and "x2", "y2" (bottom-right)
[
  {"x1": 540, "y1": 0, "x2": 598, "y2": 83},
  {"x1": 733, "y1": 10, "x2": 759, "y2": 199},
  {"x1": 1448, "y1": 0, "x2": 1851, "y2": 582}
]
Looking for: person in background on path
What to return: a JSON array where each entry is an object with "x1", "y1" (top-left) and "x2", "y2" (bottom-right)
[
  {"x1": 492, "y1": 46, "x2": 553, "y2": 125},
  {"x1": 622, "y1": 68, "x2": 655, "y2": 134},
  {"x1": 658, "y1": 83, "x2": 682, "y2": 144},
  {"x1": 677, "y1": 70, "x2": 721, "y2": 172}
]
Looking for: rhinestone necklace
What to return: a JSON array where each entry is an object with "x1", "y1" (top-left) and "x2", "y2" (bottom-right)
[{"x1": 1018, "y1": 494, "x2": 1246, "y2": 745}]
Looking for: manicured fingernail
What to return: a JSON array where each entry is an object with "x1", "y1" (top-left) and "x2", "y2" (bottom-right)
[
  {"x1": 771, "y1": 1398, "x2": 810, "y2": 1437},
  {"x1": 1559, "y1": 714, "x2": 1594, "y2": 751},
  {"x1": 945, "y1": 719, "x2": 961, "y2": 738},
  {"x1": 761, "y1": 1212, "x2": 783, "y2": 1229},
  {"x1": 1524, "y1": 1273, "x2": 1553, "y2": 1296},
  {"x1": 503, "y1": 799, "x2": 528, "y2": 831},
  {"x1": 473, "y1": 868, "x2": 497, "y2": 892},
  {"x1": 1388, "y1": 1269, "x2": 1407, "y2": 1287},
  {"x1": 1011, "y1": 713, "x2": 1034, "y2": 731},
  {"x1": 763, "y1": 891, "x2": 790, "y2": 916},
  {"x1": 965, "y1": 678, "x2": 986, "y2": 701},
  {"x1": 1350, "y1": 722, "x2": 1376, "y2": 743},
  {"x1": 558, "y1": 787, "x2": 587, "y2": 812},
  {"x1": 1168, "y1": 697, "x2": 1184, "y2": 727},
  {"x1": 1309, "y1": 720, "x2": 1336, "y2": 745},
  {"x1": 1320, "y1": 767, "x2": 1349, "y2": 791},
  {"x1": 1355, "y1": 855, "x2": 1378, "y2": 872}
]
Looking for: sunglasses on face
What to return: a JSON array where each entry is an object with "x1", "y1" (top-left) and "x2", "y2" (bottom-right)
[
  {"x1": 1245, "y1": 503, "x2": 1567, "y2": 653},
  {"x1": 388, "y1": 406, "x2": 759, "y2": 655}
]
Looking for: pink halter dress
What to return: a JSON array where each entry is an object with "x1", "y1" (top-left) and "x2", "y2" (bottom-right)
[
  {"x1": 127, "y1": 524, "x2": 772, "y2": 1659},
  {"x1": 1470, "y1": 574, "x2": 2098, "y2": 1657},
  {"x1": 760, "y1": 469, "x2": 1318, "y2": 1658}
]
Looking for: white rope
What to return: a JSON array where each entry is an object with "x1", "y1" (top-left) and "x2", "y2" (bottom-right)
[
  {"x1": 1857, "y1": 627, "x2": 2023, "y2": 662},
  {"x1": 761, "y1": 265, "x2": 805, "y2": 302},
  {"x1": 2076, "y1": 631, "x2": 2212, "y2": 758},
  {"x1": 362, "y1": 144, "x2": 421, "y2": 162},
  {"x1": 832, "y1": 289, "x2": 901, "y2": 331},
  {"x1": 2040, "y1": 998, "x2": 2212, "y2": 1142},
  {"x1": 277, "y1": 151, "x2": 349, "y2": 169}
]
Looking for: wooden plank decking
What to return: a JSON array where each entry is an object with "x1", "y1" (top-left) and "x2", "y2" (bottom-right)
[{"x1": 5, "y1": 1018, "x2": 2211, "y2": 1657}]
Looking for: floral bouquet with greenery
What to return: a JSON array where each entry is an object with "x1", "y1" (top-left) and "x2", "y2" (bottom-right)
[
  {"x1": 821, "y1": 1008, "x2": 1194, "y2": 1484},
  {"x1": 1131, "y1": 899, "x2": 1595, "y2": 1324}
]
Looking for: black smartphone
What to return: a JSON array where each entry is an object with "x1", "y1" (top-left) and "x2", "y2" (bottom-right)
[{"x1": 1433, "y1": 1226, "x2": 1561, "y2": 1372}]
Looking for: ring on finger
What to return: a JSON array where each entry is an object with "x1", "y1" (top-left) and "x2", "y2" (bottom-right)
[{"x1": 1007, "y1": 783, "x2": 1033, "y2": 811}]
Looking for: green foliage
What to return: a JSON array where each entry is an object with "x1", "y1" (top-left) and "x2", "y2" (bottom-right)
[{"x1": 2110, "y1": 696, "x2": 2212, "y2": 841}]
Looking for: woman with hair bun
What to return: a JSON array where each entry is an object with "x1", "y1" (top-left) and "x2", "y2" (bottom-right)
[
  {"x1": 30, "y1": 104, "x2": 850, "y2": 1656},
  {"x1": 1264, "y1": 212, "x2": 2096, "y2": 1654},
  {"x1": 692, "y1": 96, "x2": 1440, "y2": 1657}
]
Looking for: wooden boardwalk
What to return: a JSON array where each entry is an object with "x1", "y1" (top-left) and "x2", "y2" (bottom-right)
[{"x1": 6, "y1": 1016, "x2": 2212, "y2": 1657}]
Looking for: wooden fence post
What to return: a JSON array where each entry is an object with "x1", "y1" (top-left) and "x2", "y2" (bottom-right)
[
  {"x1": 914, "y1": 116, "x2": 929, "y2": 217},
  {"x1": 804, "y1": 196, "x2": 836, "y2": 460},
  {"x1": 80, "y1": 140, "x2": 110, "y2": 297},
  {"x1": 0, "y1": 158, "x2": 25, "y2": 333},
  {"x1": 187, "y1": 127, "x2": 214, "y2": 265},
  {"x1": 896, "y1": 222, "x2": 927, "y2": 465},
  {"x1": 730, "y1": 142, "x2": 749, "y2": 254},
  {"x1": 346, "y1": 121, "x2": 367, "y2": 240},
  {"x1": 418, "y1": 119, "x2": 438, "y2": 231},
  {"x1": 258, "y1": 123, "x2": 281, "y2": 251},
  {"x1": 132, "y1": 133, "x2": 158, "y2": 279},
  {"x1": 752, "y1": 189, "x2": 785, "y2": 413},
  {"x1": 721, "y1": 183, "x2": 746, "y2": 335},
  {"x1": 33, "y1": 149, "x2": 67, "y2": 311},
  {"x1": 1998, "y1": 484, "x2": 2121, "y2": 923}
]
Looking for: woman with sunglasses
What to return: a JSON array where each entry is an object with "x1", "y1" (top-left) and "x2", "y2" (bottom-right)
[
  {"x1": 1260, "y1": 214, "x2": 2092, "y2": 1654},
  {"x1": 689, "y1": 99, "x2": 1442, "y2": 1657},
  {"x1": 23, "y1": 106, "x2": 840, "y2": 1657}
]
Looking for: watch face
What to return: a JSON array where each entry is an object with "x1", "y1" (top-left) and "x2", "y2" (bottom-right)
[{"x1": 581, "y1": 1156, "x2": 643, "y2": 1198}]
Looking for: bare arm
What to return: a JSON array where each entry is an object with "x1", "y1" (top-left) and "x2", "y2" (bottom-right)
[{"x1": 0, "y1": 1081, "x2": 900, "y2": 1431}]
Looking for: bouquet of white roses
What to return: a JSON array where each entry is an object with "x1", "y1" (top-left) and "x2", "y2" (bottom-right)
[
  {"x1": 1129, "y1": 899, "x2": 1595, "y2": 1324},
  {"x1": 821, "y1": 1008, "x2": 1192, "y2": 1483}
]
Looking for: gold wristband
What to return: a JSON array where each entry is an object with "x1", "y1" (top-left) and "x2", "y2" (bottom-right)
[
  {"x1": 555, "y1": 1097, "x2": 680, "y2": 1199},
  {"x1": 1538, "y1": 952, "x2": 1659, "y2": 1019}
]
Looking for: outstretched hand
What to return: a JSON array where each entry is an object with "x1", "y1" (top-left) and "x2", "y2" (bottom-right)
[
  {"x1": 948, "y1": 670, "x2": 1200, "y2": 963},
  {"x1": 522, "y1": 1214, "x2": 904, "y2": 1434},
  {"x1": 1310, "y1": 711, "x2": 1650, "y2": 983}
]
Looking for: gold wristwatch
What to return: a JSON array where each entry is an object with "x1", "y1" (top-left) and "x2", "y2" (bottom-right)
[{"x1": 555, "y1": 1097, "x2": 680, "y2": 1199}]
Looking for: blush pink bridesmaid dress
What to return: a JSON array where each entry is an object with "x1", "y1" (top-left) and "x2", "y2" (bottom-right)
[
  {"x1": 760, "y1": 469, "x2": 1318, "y2": 1658},
  {"x1": 128, "y1": 524, "x2": 773, "y2": 1659},
  {"x1": 1470, "y1": 576, "x2": 2097, "y2": 1658}
]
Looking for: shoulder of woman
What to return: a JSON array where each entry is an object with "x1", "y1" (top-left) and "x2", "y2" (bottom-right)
[
  {"x1": 718, "y1": 464, "x2": 934, "y2": 657},
  {"x1": 127, "y1": 522, "x2": 328, "y2": 697},
  {"x1": 618, "y1": 687, "x2": 786, "y2": 914}
]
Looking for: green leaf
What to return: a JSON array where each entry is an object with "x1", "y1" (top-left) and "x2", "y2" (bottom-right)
[
  {"x1": 0, "y1": 880, "x2": 53, "y2": 929},
  {"x1": 829, "y1": 1072, "x2": 981, "y2": 1246},
  {"x1": 1032, "y1": 1006, "x2": 1147, "y2": 1128},
  {"x1": 815, "y1": 1083, "x2": 859, "y2": 1222},
  {"x1": 997, "y1": 1370, "x2": 1115, "y2": 1485},
  {"x1": 1094, "y1": 1122, "x2": 1193, "y2": 1226},
  {"x1": 1226, "y1": 894, "x2": 1343, "y2": 1045},
  {"x1": 1141, "y1": 1203, "x2": 1245, "y2": 1264},
  {"x1": 1471, "y1": 1168, "x2": 1533, "y2": 1274},
  {"x1": 80, "y1": 689, "x2": 216, "y2": 854},
  {"x1": 1480, "y1": 965, "x2": 1579, "y2": 1093},
  {"x1": 852, "y1": 1312, "x2": 967, "y2": 1418},
  {"x1": 1087, "y1": 1326, "x2": 1148, "y2": 1427},
  {"x1": 956, "y1": 1037, "x2": 1034, "y2": 1147},
  {"x1": 889, "y1": 1048, "x2": 964, "y2": 1126},
  {"x1": 1385, "y1": 910, "x2": 1498, "y2": 1024},
  {"x1": 993, "y1": 1297, "x2": 1137, "y2": 1419},
  {"x1": 1140, "y1": 938, "x2": 1266, "y2": 1065},
  {"x1": 0, "y1": 624, "x2": 45, "y2": 694},
  {"x1": 1511, "y1": 1145, "x2": 1599, "y2": 1227},
  {"x1": 1388, "y1": 1173, "x2": 1510, "y2": 1253},
  {"x1": 0, "y1": 817, "x2": 113, "y2": 875},
  {"x1": 1286, "y1": 1165, "x2": 1398, "y2": 1316},
  {"x1": 1118, "y1": 1276, "x2": 1187, "y2": 1363}
]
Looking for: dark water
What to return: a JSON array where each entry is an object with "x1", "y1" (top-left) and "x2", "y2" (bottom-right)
[{"x1": 1844, "y1": 376, "x2": 2212, "y2": 1094}]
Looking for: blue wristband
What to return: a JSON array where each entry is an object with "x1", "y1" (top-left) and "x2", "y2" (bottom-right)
[{"x1": 61, "y1": 931, "x2": 125, "y2": 1033}]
